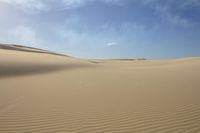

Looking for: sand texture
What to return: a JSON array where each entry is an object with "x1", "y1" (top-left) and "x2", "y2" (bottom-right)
[{"x1": 0, "y1": 44, "x2": 200, "y2": 133}]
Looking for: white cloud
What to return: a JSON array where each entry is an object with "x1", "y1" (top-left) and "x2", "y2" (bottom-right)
[{"x1": 106, "y1": 42, "x2": 117, "y2": 46}]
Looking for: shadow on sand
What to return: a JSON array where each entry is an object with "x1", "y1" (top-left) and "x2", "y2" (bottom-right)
[{"x1": 0, "y1": 63, "x2": 93, "y2": 78}]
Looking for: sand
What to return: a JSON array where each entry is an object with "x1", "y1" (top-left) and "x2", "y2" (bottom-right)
[{"x1": 0, "y1": 44, "x2": 200, "y2": 133}]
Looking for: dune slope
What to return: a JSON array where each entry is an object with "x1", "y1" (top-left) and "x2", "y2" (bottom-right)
[{"x1": 0, "y1": 44, "x2": 200, "y2": 133}]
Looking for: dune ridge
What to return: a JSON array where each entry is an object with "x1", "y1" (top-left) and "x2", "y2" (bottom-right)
[
  {"x1": 0, "y1": 43, "x2": 67, "y2": 57},
  {"x1": 0, "y1": 44, "x2": 200, "y2": 133}
]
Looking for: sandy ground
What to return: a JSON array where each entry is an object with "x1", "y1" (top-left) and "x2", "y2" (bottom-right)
[{"x1": 0, "y1": 44, "x2": 200, "y2": 133}]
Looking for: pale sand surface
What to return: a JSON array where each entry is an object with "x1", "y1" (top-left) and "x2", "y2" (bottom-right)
[{"x1": 0, "y1": 45, "x2": 200, "y2": 133}]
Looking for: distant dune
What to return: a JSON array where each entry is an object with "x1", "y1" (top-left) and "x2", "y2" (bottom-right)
[{"x1": 0, "y1": 43, "x2": 200, "y2": 133}]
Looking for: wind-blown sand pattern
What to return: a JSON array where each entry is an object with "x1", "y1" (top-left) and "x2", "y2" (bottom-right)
[{"x1": 0, "y1": 44, "x2": 200, "y2": 133}]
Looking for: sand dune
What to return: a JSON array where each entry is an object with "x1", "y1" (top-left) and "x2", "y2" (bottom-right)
[{"x1": 0, "y1": 44, "x2": 200, "y2": 133}]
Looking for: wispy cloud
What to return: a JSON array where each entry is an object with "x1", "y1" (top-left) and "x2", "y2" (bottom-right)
[
  {"x1": 139, "y1": 0, "x2": 199, "y2": 28},
  {"x1": 1, "y1": 0, "x2": 199, "y2": 12},
  {"x1": 141, "y1": 0, "x2": 200, "y2": 8},
  {"x1": 179, "y1": 0, "x2": 200, "y2": 8},
  {"x1": 154, "y1": 4, "x2": 191, "y2": 28},
  {"x1": 0, "y1": 0, "x2": 127, "y2": 13},
  {"x1": 0, "y1": 0, "x2": 48, "y2": 11}
]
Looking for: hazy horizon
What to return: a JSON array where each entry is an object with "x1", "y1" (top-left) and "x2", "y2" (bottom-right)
[{"x1": 0, "y1": 0, "x2": 200, "y2": 59}]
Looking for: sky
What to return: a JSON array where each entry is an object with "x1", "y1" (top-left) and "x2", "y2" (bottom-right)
[{"x1": 0, "y1": 0, "x2": 200, "y2": 59}]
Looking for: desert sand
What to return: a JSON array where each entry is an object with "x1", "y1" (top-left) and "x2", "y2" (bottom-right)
[{"x1": 0, "y1": 44, "x2": 200, "y2": 133}]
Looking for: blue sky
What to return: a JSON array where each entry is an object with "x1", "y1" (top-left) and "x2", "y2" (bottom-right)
[{"x1": 0, "y1": 0, "x2": 200, "y2": 59}]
